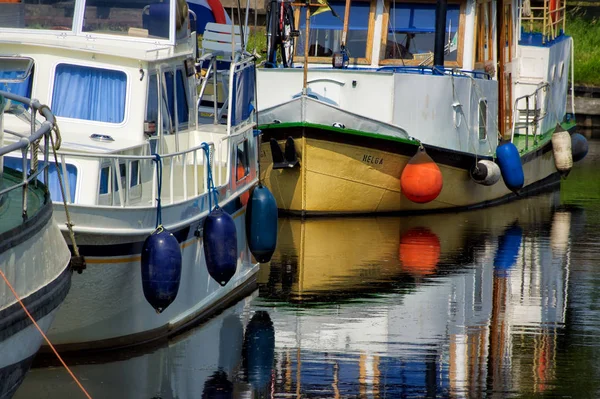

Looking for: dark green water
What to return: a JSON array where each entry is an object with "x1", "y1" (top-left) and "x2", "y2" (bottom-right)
[{"x1": 13, "y1": 139, "x2": 600, "y2": 399}]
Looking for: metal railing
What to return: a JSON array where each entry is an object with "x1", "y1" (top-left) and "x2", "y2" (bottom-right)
[
  {"x1": 0, "y1": 91, "x2": 55, "y2": 218},
  {"x1": 522, "y1": 0, "x2": 567, "y2": 43},
  {"x1": 510, "y1": 82, "x2": 550, "y2": 148},
  {"x1": 58, "y1": 141, "x2": 216, "y2": 207}
]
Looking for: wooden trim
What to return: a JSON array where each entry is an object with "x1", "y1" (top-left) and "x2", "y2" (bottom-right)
[
  {"x1": 380, "y1": 0, "x2": 467, "y2": 68},
  {"x1": 293, "y1": 0, "x2": 377, "y2": 65},
  {"x1": 365, "y1": 0, "x2": 376, "y2": 64}
]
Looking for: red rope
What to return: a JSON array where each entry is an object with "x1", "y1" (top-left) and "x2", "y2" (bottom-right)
[{"x1": 0, "y1": 268, "x2": 93, "y2": 399}]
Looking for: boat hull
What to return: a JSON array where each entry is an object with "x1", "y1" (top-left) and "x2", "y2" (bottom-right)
[
  {"x1": 259, "y1": 125, "x2": 562, "y2": 215},
  {"x1": 0, "y1": 193, "x2": 72, "y2": 398},
  {"x1": 46, "y1": 198, "x2": 259, "y2": 353}
]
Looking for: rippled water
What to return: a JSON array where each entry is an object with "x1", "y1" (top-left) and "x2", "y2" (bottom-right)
[{"x1": 13, "y1": 139, "x2": 600, "y2": 399}]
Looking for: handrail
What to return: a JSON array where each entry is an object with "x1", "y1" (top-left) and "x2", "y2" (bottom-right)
[
  {"x1": 0, "y1": 90, "x2": 55, "y2": 219},
  {"x1": 58, "y1": 141, "x2": 216, "y2": 207},
  {"x1": 522, "y1": 0, "x2": 567, "y2": 43},
  {"x1": 510, "y1": 82, "x2": 550, "y2": 147}
]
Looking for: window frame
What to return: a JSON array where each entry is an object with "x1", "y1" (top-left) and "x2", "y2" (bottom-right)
[
  {"x1": 478, "y1": 98, "x2": 488, "y2": 140},
  {"x1": 380, "y1": 0, "x2": 467, "y2": 67},
  {"x1": 293, "y1": 0, "x2": 378, "y2": 65},
  {"x1": 474, "y1": 0, "x2": 494, "y2": 69}
]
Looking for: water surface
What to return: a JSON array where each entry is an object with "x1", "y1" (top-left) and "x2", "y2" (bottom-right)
[{"x1": 13, "y1": 139, "x2": 600, "y2": 398}]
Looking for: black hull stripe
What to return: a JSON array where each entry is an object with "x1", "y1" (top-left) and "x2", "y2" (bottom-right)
[
  {"x1": 0, "y1": 353, "x2": 36, "y2": 399},
  {"x1": 0, "y1": 265, "x2": 71, "y2": 343},
  {"x1": 72, "y1": 197, "x2": 245, "y2": 258},
  {"x1": 261, "y1": 126, "x2": 553, "y2": 170},
  {"x1": 0, "y1": 197, "x2": 52, "y2": 254}
]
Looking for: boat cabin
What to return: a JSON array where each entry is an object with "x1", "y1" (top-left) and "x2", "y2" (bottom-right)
[{"x1": 0, "y1": 0, "x2": 257, "y2": 209}]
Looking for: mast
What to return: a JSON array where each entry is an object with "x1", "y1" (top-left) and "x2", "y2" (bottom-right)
[
  {"x1": 341, "y1": 0, "x2": 351, "y2": 49},
  {"x1": 497, "y1": 0, "x2": 507, "y2": 140},
  {"x1": 433, "y1": 0, "x2": 448, "y2": 69},
  {"x1": 303, "y1": 2, "x2": 310, "y2": 93}
]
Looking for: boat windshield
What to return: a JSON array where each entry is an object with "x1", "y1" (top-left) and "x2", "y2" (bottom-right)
[
  {"x1": 0, "y1": 0, "x2": 75, "y2": 31},
  {"x1": 83, "y1": 0, "x2": 180, "y2": 40},
  {"x1": 0, "y1": 0, "x2": 187, "y2": 41}
]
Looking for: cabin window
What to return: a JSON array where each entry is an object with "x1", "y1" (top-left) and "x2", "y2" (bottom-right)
[
  {"x1": 236, "y1": 140, "x2": 250, "y2": 181},
  {"x1": 383, "y1": 2, "x2": 461, "y2": 65},
  {"x1": 296, "y1": 0, "x2": 373, "y2": 62},
  {"x1": 146, "y1": 73, "x2": 160, "y2": 134},
  {"x1": 3, "y1": 156, "x2": 77, "y2": 202},
  {"x1": 52, "y1": 64, "x2": 127, "y2": 123},
  {"x1": 475, "y1": 0, "x2": 493, "y2": 66},
  {"x1": 99, "y1": 166, "x2": 110, "y2": 195},
  {"x1": 0, "y1": 67, "x2": 33, "y2": 99},
  {"x1": 164, "y1": 69, "x2": 190, "y2": 130},
  {"x1": 0, "y1": 1, "x2": 74, "y2": 31},
  {"x1": 130, "y1": 160, "x2": 140, "y2": 187},
  {"x1": 478, "y1": 98, "x2": 487, "y2": 140},
  {"x1": 145, "y1": 69, "x2": 189, "y2": 135}
]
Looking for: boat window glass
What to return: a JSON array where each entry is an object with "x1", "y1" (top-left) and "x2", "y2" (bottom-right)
[
  {"x1": 0, "y1": 1, "x2": 74, "y2": 31},
  {"x1": 146, "y1": 73, "x2": 160, "y2": 133},
  {"x1": 130, "y1": 160, "x2": 140, "y2": 187},
  {"x1": 99, "y1": 166, "x2": 110, "y2": 195},
  {"x1": 236, "y1": 140, "x2": 249, "y2": 181},
  {"x1": 384, "y1": 2, "x2": 460, "y2": 64},
  {"x1": 478, "y1": 98, "x2": 487, "y2": 140},
  {"x1": 83, "y1": 0, "x2": 185, "y2": 40},
  {"x1": 475, "y1": 0, "x2": 493, "y2": 65},
  {"x1": 3, "y1": 156, "x2": 77, "y2": 202},
  {"x1": 51, "y1": 64, "x2": 127, "y2": 123},
  {"x1": 164, "y1": 69, "x2": 190, "y2": 130},
  {"x1": 297, "y1": 0, "x2": 371, "y2": 59},
  {"x1": 0, "y1": 68, "x2": 34, "y2": 100}
]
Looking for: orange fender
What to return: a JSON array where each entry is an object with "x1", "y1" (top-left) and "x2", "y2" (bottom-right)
[{"x1": 400, "y1": 146, "x2": 443, "y2": 203}]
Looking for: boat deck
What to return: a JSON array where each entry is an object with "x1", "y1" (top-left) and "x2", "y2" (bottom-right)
[
  {"x1": 512, "y1": 120, "x2": 576, "y2": 155},
  {"x1": 0, "y1": 168, "x2": 47, "y2": 235}
]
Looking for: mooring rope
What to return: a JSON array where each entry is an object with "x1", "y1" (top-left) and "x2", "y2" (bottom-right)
[
  {"x1": 44, "y1": 112, "x2": 81, "y2": 259},
  {"x1": 201, "y1": 142, "x2": 219, "y2": 211},
  {"x1": 152, "y1": 153, "x2": 163, "y2": 228},
  {"x1": 0, "y1": 269, "x2": 93, "y2": 399}
]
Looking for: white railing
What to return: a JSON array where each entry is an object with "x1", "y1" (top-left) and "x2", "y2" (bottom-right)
[
  {"x1": 58, "y1": 141, "x2": 216, "y2": 207},
  {"x1": 0, "y1": 91, "x2": 57, "y2": 218},
  {"x1": 510, "y1": 82, "x2": 550, "y2": 148}
]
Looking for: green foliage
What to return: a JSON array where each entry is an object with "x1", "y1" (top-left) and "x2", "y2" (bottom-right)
[
  {"x1": 566, "y1": 9, "x2": 600, "y2": 86},
  {"x1": 196, "y1": 26, "x2": 267, "y2": 60}
]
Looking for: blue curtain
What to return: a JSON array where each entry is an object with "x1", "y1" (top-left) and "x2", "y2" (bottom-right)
[
  {"x1": 0, "y1": 70, "x2": 33, "y2": 99},
  {"x1": 3, "y1": 156, "x2": 77, "y2": 202},
  {"x1": 51, "y1": 64, "x2": 127, "y2": 123}
]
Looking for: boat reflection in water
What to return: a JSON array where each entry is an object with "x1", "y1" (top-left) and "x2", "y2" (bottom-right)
[
  {"x1": 13, "y1": 190, "x2": 581, "y2": 398},
  {"x1": 13, "y1": 294, "x2": 278, "y2": 399},
  {"x1": 258, "y1": 190, "x2": 578, "y2": 397}
]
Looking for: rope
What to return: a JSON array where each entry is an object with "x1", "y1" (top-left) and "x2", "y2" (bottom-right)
[
  {"x1": 201, "y1": 143, "x2": 219, "y2": 211},
  {"x1": 0, "y1": 268, "x2": 92, "y2": 399},
  {"x1": 152, "y1": 154, "x2": 163, "y2": 228},
  {"x1": 39, "y1": 105, "x2": 81, "y2": 259}
]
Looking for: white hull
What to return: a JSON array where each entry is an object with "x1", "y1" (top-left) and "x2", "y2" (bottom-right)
[
  {"x1": 15, "y1": 295, "x2": 258, "y2": 399},
  {"x1": 48, "y1": 205, "x2": 259, "y2": 349}
]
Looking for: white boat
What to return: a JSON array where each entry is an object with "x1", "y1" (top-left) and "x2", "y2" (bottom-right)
[
  {"x1": 0, "y1": 91, "x2": 72, "y2": 398},
  {"x1": 0, "y1": 0, "x2": 262, "y2": 352},
  {"x1": 256, "y1": 0, "x2": 585, "y2": 215}
]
